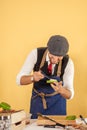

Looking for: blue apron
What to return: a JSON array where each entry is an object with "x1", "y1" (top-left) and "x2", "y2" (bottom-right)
[{"x1": 30, "y1": 76, "x2": 66, "y2": 119}]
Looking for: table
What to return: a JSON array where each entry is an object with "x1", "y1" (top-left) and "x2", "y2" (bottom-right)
[
  {"x1": 24, "y1": 120, "x2": 63, "y2": 130},
  {"x1": 23, "y1": 119, "x2": 78, "y2": 130}
]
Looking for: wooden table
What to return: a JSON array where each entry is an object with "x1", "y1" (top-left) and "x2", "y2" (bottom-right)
[{"x1": 23, "y1": 119, "x2": 79, "y2": 130}]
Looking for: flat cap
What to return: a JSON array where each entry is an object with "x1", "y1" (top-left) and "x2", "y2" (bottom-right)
[{"x1": 47, "y1": 35, "x2": 69, "y2": 56}]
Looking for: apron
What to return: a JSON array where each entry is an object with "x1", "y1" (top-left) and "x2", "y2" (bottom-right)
[{"x1": 30, "y1": 76, "x2": 66, "y2": 119}]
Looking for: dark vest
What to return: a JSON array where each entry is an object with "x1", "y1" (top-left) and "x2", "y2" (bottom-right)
[{"x1": 34, "y1": 47, "x2": 69, "y2": 81}]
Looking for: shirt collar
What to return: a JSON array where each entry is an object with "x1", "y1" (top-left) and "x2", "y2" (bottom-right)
[{"x1": 46, "y1": 52, "x2": 50, "y2": 62}]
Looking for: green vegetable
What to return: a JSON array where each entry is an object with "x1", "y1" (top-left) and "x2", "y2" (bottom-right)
[
  {"x1": 66, "y1": 115, "x2": 76, "y2": 120},
  {"x1": 46, "y1": 79, "x2": 57, "y2": 83},
  {"x1": 0, "y1": 102, "x2": 11, "y2": 110}
]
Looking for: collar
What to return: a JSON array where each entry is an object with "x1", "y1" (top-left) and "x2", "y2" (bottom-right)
[{"x1": 46, "y1": 52, "x2": 50, "y2": 62}]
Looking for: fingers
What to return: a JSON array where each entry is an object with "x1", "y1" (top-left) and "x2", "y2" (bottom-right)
[
  {"x1": 51, "y1": 83, "x2": 59, "y2": 91},
  {"x1": 51, "y1": 81, "x2": 62, "y2": 92},
  {"x1": 38, "y1": 71, "x2": 44, "y2": 78},
  {"x1": 33, "y1": 71, "x2": 44, "y2": 81}
]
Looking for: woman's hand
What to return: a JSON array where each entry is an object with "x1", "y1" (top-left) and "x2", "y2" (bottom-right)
[
  {"x1": 20, "y1": 71, "x2": 44, "y2": 85},
  {"x1": 51, "y1": 81, "x2": 71, "y2": 99},
  {"x1": 33, "y1": 71, "x2": 44, "y2": 82},
  {"x1": 50, "y1": 81, "x2": 62, "y2": 92}
]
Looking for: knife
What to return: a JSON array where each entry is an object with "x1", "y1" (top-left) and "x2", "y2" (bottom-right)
[
  {"x1": 37, "y1": 113, "x2": 65, "y2": 128},
  {"x1": 40, "y1": 70, "x2": 50, "y2": 80},
  {"x1": 79, "y1": 115, "x2": 87, "y2": 125}
]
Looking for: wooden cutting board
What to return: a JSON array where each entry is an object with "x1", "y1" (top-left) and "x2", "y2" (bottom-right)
[
  {"x1": 80, "y1": 124, "x2": 87, "y2": 130},
  {"x1": 37, "y1": 115, "x2": 76, "y2": 126}
]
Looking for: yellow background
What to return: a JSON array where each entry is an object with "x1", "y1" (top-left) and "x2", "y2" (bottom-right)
[{"x1": 0, "y1": 0, "x2": 87, "y2": 117}]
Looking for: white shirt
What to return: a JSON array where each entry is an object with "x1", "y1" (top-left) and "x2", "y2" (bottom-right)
[{"x1": 16, "y1": 48, "x2": 74, "y2": 99}]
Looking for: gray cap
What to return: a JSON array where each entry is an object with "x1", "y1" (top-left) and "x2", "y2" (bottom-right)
[{"x1": 47, "y1": 35, "x2": 69, "y2": 56}]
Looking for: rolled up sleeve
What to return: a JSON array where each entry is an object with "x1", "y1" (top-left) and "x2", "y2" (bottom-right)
[{"x1": 16, "y1": 49, "x2": 37, "y2": 85}]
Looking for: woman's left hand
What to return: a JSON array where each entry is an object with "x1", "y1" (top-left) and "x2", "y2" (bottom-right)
[{"x1": 51, "y1": 81, "x2": 62, "y2": 92}]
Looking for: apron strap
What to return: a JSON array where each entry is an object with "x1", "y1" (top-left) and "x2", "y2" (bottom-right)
[
  {"x1": 32, "y1": 88, "x2": 59, "y2": 109},
  {"x1": 39, "y1": 49, "x2": 48, "y2": 69},
  {"x1": 57, "y1": 60, "x2": 62, "y2": 76}
]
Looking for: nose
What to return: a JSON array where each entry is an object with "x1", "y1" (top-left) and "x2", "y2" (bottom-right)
[
  {"x1": 49, "y1": 54, "x2": 63, "y2": 64},
  {"x1": 50, "y1": 56, "x2": 59, "y2": 64}
]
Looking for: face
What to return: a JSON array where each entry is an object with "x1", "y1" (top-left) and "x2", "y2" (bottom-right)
[{"x1": 48, "y1": 53, "x2": 63, "y2": 64}]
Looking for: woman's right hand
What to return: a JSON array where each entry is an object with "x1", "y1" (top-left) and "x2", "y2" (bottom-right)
[{"x1": 33, "y1": 71, "x2": 44, "y2": 82}]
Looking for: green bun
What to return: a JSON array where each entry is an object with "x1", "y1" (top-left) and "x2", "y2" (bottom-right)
[{"x1": 46, "y1": 79, "x2": 57, "y2": 83}]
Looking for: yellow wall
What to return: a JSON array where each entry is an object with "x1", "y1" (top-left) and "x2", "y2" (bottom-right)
[{"x1": 0, "y1": 0, "x2": 87, "y2": 117}]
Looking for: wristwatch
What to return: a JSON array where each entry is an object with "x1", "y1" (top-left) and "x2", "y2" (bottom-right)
[{"x1": 30, "y1": 76, "x2": 34, "y2": 82}]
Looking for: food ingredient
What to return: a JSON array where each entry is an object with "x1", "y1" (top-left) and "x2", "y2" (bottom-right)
[
  {"x1": 46, "y1": 79, "x2": 57, "y2": 83},
  {"x1": 0, "y1": 102, "x2": 11, "y2": 110},
  {"x1": 66, "y1": 115, "x2": 76, "y2": 120}
]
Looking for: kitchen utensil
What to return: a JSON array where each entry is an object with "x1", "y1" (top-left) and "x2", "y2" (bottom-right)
[
  {"x1": 40, "y1": 70, "x2": 50, "y2": 80},
  {"x1": 37, "y1": 113, "x2": 65, "y2": 128},
  {"x1": 80, "y1": 115, "x2": 87, "y2": 125}
]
